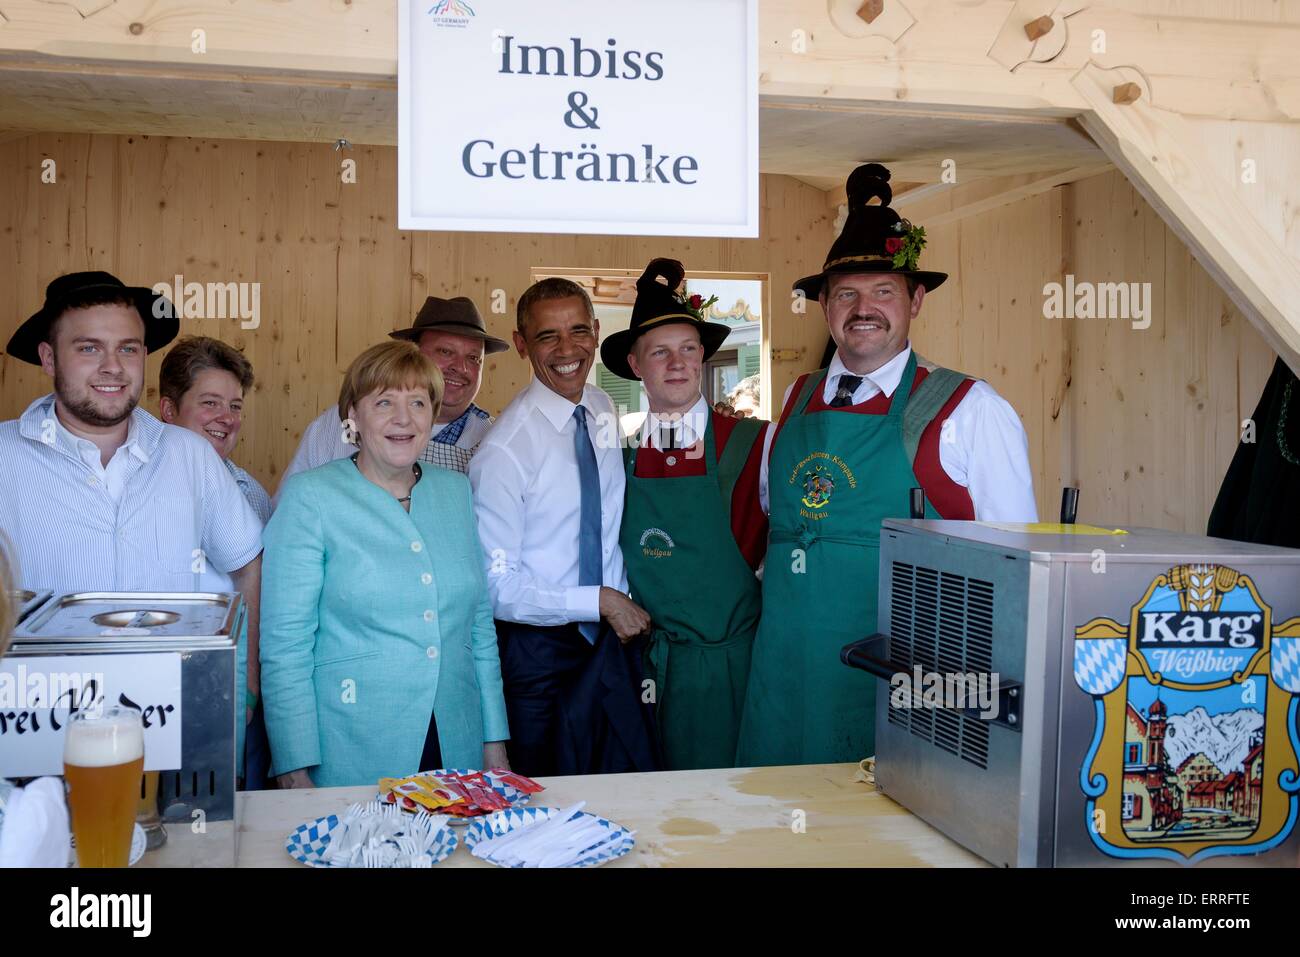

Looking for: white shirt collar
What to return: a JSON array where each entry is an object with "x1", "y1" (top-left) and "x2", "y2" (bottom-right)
[
  {"x1": 528, "y1": 376, "x2": 598, "y2": 432},
  {"x1": 644, "y1": 394, "x2": 709, "y2": 450},
  {"x1": 828, "y1": 343, "x2": 913, "y2": 399},
  {"x1": 41, "y1": 395, "x2": 151, "y2": 465}
]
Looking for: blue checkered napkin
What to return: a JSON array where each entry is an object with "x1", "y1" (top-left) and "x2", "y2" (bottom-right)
[
  {"x1": 284, "y1": 813, "x2": 458, "y2": 867},
  {"x1": 464, "y1": 807, "x2": 636, "y2": 868},
  {"x1": 285, "y1": 814, "x2": 341, "y2": 867}
]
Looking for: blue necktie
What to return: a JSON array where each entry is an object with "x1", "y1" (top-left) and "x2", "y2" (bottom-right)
[{"x1": 573, "y1": 406, "x2": 602, "y2": 644}]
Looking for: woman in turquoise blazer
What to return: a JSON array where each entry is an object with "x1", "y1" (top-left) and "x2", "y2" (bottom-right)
[{"x1": 260, "y1": 342, "x2": 509, "y2": 788}]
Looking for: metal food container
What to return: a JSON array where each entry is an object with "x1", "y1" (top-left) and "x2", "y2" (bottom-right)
[
  {"x1": 844, "y1": 520, "x2": 1300, "y2": 868},
  {"x1": 8, "y1": 591, "x2": 245, "y2": 867},
  {"x1": 8, "y1": 589, "x2": 53, "y2": 624}
]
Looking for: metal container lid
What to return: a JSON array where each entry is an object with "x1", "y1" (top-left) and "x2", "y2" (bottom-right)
[{"x1": 13, "y1": 592, "x2": 240, "y2": 645}]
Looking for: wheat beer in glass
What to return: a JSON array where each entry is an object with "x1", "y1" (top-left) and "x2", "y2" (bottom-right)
[{"x1": 64, "y1": 706, "x2": 144, "y2": 867}]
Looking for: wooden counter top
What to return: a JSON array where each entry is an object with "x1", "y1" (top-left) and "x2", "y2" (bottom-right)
[{"x1": 218, "y1": 763, "x2": 986, "y2": 868}]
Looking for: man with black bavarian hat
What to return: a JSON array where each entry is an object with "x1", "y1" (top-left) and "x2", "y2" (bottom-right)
[
  {"x1": 278, "y1": 295, "x2": 509, "y2": 493},
  {"x1": 601, "y1": 258, "x2": 770, "y2": 770},
  {"x1": 736, "y1": 164, "x2": 1037, "y2": 767},
  {"x1": 1, "y1": 270, "x2": 265, "y2": 763}
]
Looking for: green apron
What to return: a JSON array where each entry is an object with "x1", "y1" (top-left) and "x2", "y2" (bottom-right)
[
  {"x1": 736, "y1": 352, "x2": 940, "y2": 767},
  {"x1": 620, "y1": 415, "x2": 764, "y2": 770}
]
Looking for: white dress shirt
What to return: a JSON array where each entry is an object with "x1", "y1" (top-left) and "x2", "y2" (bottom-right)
[
  {"x1": 0, "y1": 394, "x2": 264, "y2": 593},
  {"x1": 640, "y1": 394, "x2": 710, "y2": 452},
  {"x1": 469, "y1": 378, "x2": 627, "y2": 626},
  {"x1": 273, "y1": 402, "x2": 493, "y2": 507},
  {"x1": 759, "y1": 345, "x2": 1038, "y2": 522},
  {"x1": 54, "y1": 411, "x2": 149, "y2": 505}
]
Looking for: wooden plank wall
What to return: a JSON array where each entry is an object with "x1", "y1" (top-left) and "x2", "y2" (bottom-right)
[
  {"x1": 0, "y1": 135, "x2": 1275, "y2": 533},
  {"x1": 912, "y1": 169, "x2": 1276, "y2": 530},
  {"x1": 0, "y1": 132, "x2": 835, "y2": 491}
]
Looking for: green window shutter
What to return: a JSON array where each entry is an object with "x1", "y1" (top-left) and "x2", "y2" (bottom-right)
[
  {"x1": 596, "y1": 365, "x2": 640, "y2": 416},
  {"x1": 739, "y1": 344, "x2": 761, "y2": 380}
]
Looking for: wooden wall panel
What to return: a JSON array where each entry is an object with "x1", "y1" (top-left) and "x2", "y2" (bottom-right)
[
  {"x1": 909, "y1": 188, "x2": 1068, "y2": 526},
  {"x1": 911, "y1": 169, "x2": 1275, "y2": 532},
  {"x1": 0, "y1": 132, "x2": 836, "y2": 491},
  {"x1": 0, "y1": 136, "x2": 1274, "y2": 534},
  {"x1": 1060, "y1": 171, "x2": 1276, "y2": 531}
]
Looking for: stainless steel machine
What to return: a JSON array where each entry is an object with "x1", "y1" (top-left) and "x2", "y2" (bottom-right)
[
  {"x1": 843, "y1": 520, "x2": 1300, "y2": 867},
  {"x1": 5, "y1": 591, "x2": 246, "y2": 866}
]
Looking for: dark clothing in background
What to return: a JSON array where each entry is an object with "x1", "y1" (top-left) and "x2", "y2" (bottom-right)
[{"x1": 1208, "y1": 357, "x2": 1300, "y2": 547}]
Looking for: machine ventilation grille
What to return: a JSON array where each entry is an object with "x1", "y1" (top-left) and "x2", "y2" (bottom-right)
[{"x1": 887, "y1": 562, "x2": 994, "y2": 769}]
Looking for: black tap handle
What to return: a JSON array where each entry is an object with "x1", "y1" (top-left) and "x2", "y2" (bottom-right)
[
  {"x1": 909, "y1": 487, "x2": 925, "y2": 519},
  {"x1": 1060, "y1": 487, "x2": 1080, "y2": 525}
]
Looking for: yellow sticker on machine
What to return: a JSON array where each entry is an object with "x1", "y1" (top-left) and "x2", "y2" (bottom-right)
[{"x1": 975, "y1": 522, "x2": 1130, "y2": 536}]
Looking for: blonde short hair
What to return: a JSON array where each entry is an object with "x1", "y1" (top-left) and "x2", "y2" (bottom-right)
[{"x1": 337, "y1": 341, "x2": 444, "y2": 440}]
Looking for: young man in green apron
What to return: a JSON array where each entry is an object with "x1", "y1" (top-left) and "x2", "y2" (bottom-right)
[
  {"x1": 601, "y1": 259, "x2": 770, "y2": 770},
  {"x1": 736, "y1": 164, "x2": 1038, "y2": 768}
]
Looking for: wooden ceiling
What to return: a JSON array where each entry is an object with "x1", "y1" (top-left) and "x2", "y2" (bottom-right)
[{"x1": 0, "y1": 66, "x2": 1104, "y2": 189}]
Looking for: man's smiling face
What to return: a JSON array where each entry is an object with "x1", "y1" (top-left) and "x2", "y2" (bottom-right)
[
  {"x1": 39, "y1": 304, "x2": 146, "y2": 428},
  {"x1": 513, "y1": 295, "x2": 599, "y2": 404},
  {"x1": 821, "y1": 272, "x2": 923, "y2": 373}
]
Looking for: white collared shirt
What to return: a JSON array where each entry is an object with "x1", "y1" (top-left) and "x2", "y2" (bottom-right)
[
  {"x1": 642, "y1": 394, "x2": 710, "y2": 450},
  {"x1": 469, "y1": 377, "x2": 627, "y2": 626},
  {"x1": 53, "y1": 412, "x2": 150, "y2": 505},
  {"x1": 759, "y1": 345, "x2": 1038, "y2": 522},
  {"x1": 0, "y1": 394, "x2": 264, "y2": 593}
]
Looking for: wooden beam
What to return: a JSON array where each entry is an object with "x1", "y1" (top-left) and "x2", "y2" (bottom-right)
[
  {"x1": 0, "y1": 2, "x2": 1298, "y2": 122},
  {"x1": 891, "y1": 164, "x2": 1113, "y2": 226},
  {"x1": 1072, "y1": 62, "x2": 1300, "y2": 373}
]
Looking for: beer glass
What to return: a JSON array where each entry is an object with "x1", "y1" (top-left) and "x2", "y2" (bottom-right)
[
  {"x1": 136, "y1": 771, "x2": 167, "y2": 851},
  {"x1": 63, "y1": 706, "x2": 144, "y2": 867}
]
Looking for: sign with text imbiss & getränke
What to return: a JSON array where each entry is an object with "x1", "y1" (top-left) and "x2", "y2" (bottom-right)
[{"x1": 399, "y1": 0, "x2": 758, "y2": 237}]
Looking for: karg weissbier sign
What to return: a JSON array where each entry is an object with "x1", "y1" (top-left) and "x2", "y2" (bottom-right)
[{"x1": 398, "y1": 0, "x2": 757, "y2": 236}]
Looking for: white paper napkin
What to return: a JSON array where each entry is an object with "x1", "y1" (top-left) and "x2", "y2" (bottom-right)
[{"x1": 0, "y1": 777, "x2": 72, "y2": 868}]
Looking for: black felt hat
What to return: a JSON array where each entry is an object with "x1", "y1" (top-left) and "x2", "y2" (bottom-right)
[
  {"x1": 599, "y1": 258, "x2": 732, "y2": 381},
  {"x1": 794, "y1": 163, "x2": 947, "y2": 300},
  {"x1": 7, "y1": 270, "x2": 178, "y2": 366}
]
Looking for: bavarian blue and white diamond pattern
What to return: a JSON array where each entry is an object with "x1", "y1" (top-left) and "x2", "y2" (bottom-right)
[
  {"x1": 463, "y1": 806, "x2": 635, "y2": 868},
  {"x1": 1074, "y1": 638, "x2": 1129, "y2": 696},
  {"x1": 1272, "y1": 636, "x2": 1300, "y2": 693},
  {"x1": 285, "y1": 813, "x2": 458, "y2": 867}
]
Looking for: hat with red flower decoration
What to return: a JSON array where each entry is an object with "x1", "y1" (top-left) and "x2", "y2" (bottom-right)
[
  {"x1": 600, "y1": 257, "x2": 732, "y2": 381},
  {"x1": 794, "y1": 163, "x2": 947, "y2": 300}
]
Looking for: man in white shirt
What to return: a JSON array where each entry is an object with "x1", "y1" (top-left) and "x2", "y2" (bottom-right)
[
  {"x1": 274, "y1": 296, "x2": 508, "y2": 502},
  {"x1": 1, "y1": 271, "x2": 264, "y2": 760},
  {"x1": 469, "y1": 278, "x2": 659, "y2": 777},
  {"x1": 738, "y1": 163, "x2": 1038, "y2": 769}
]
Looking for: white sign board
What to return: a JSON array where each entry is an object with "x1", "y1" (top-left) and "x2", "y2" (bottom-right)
[
  {"x1": 0, "y1": 653, "x2": 183, "y2": 777},
  {"x1": 398, "y1": 0, "x2": 758, "y2": 237}
]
